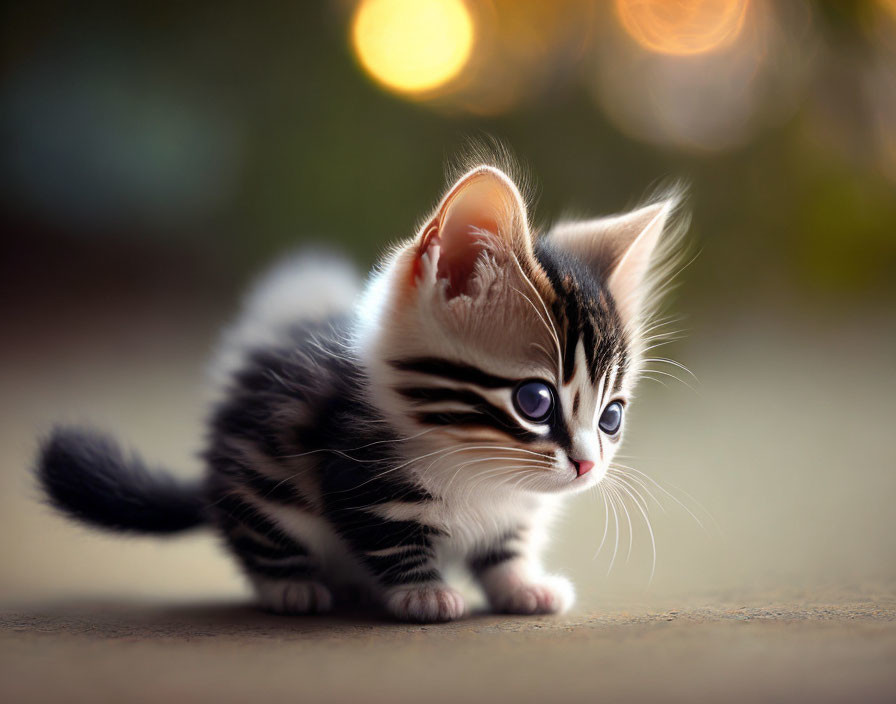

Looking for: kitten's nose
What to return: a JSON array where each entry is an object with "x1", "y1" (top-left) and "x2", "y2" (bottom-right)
[{"x1": 570, "y1": 459, "x2": 595, "y2": 477}]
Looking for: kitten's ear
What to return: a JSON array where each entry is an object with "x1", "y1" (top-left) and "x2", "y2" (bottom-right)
[
  {"x1": 550, "y1": 200, "x2": 676, "y2": 325},
  {"x1": 417, "y1": 166, "x2": 530, "y2": 298}
]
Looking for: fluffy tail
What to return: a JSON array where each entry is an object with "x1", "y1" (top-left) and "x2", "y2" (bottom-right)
[{"x1": 36, "y1": 427, "x2": 206, "y2": 534}]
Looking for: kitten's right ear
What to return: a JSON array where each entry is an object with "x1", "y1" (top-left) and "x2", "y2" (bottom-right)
[
  {"x1": 549, "y1": 199, "x2": 678, "y2": 325},
  {"x1": 415, "y1": 166, "x2": 531, "y2": 299}
]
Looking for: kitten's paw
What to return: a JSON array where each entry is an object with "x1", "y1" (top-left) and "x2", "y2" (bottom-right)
[
  {"x1": 384, "y1": 585, "x2": 465, "y2": 623},
  {"x1": 492, "y1": 575, "x2": 575, "y2": 615},
  {"x1": 254, "y1": 578, "x2": 333, "y2": 615}
]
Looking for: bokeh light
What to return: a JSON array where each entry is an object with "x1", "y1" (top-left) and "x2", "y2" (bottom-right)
[
  {"x1": 615, "y1": 0, "x2": 749, "y2": 56},
  {"x1": 882, "y1": 0, "x2": 896, "y2": 20},
  {"x1": 437, "y1": 0, "x2": 597, "y2": 116},
  {"x1": 351, "y1": 0, "x2": 474, "y2": 95},
  {"x1": 591, "y1": 1, "x2": 815, "y2": 153}
]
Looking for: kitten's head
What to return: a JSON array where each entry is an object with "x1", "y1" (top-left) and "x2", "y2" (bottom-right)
[{"x1": 357, "y1": 162, "x2": 684, "y2": 497}]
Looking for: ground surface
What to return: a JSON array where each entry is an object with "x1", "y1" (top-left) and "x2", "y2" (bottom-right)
[
  {"x1": 2, "y1": 300, "x2": 894, "y2": 702},
  {"x1": 3, "y1": 594, "x2": 895, "y2": 703}
]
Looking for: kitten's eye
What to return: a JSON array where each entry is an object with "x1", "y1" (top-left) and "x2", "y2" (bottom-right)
[
  {"x1": 513, "y1": 381, "x2": 554, "y2": 422},
  {"x1": 598, "y1": 401, "x2": 624, "y2": 435}
]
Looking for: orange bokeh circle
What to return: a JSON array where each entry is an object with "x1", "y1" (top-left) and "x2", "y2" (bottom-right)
[{"x1": 615, "y1": 0, "x2": 749, "y2": 56}]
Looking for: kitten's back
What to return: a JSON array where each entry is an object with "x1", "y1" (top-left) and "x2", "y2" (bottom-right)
[{"x1": 208, "y1": 250, "x2": 362, "y2": 392}]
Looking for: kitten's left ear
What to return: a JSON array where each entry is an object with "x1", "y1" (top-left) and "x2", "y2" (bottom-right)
[
  {"x1": 549, "y1": 199, "x2": 677, "y2": 325},
  {"x1": 417, "y1": 166, "x2": 531, "y2": 298}
]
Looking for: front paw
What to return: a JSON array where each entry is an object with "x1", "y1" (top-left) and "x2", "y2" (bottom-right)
[
  {"x1": 491, "y1": 575, "x2": 575, "y2": 615},
  {"x1": 384, "y1": 585, "x2": 466, "y2": 623},
  {"x1": 253, "y1": 578, "x2": 333, "y2": 615}
]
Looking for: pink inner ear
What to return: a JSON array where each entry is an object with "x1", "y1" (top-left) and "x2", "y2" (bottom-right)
[
  {"x1": 432, "y1": 190, "x2": 499, "y2": 298},
  {"x1": 434, "y1": 226, "x2": 484, "y2": 298}
]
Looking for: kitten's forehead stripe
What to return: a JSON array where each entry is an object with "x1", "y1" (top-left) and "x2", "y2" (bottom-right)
[
  {"x1": 533, "y1": 240, "x2": 628, "y2": 394},
  {"x1": 559, "y1": 297, "x2": 581, "y2": 383}
]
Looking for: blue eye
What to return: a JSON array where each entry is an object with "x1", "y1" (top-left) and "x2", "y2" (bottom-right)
[
  {"x1": 513, "y1": 381, "x2": 554, "y2": 422},
  {"x1": 598, "y1": 401, "x2": 624, "y2": 435}
]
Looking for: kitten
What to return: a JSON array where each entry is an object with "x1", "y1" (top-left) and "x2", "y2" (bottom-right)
[{"x1": 36, "y1": 160, "x2": 685, "y2": 622}]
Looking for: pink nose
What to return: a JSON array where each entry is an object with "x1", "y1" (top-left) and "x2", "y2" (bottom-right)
[{"x1": 571, "y1": 459, "x2": 595, "y2": 477}]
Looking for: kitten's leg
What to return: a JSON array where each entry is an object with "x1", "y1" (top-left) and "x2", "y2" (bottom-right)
[
  {"x1": 344, "y1": 519, "x2": 464, "y2": 623},
  {"x1": 238, "y1": 543, "x2": 334, "y2": 615},
  {"x1": 470, "y1": 529, "x2": 574, "y2": 615},
  {"x1": 238, "y1": 537, "x2": 332, "y2": 614},
  {"x1": 218, "y1": 496, "x2": 333, "y2": 615}
]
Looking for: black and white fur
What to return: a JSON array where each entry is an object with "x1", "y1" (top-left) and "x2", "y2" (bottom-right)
[{"x1": 36, "y1": 161, "x2": 685, "y2": 622}]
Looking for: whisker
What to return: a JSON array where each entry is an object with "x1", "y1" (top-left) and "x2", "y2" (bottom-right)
[
  {"x1": 419, "y1": 444, "x2": 553, "y2": 477},
  {"x1": 637, "y1": 367, "x2": 696, "y2": 392},
  {"x1": 510, "y1": 284, "x2": 562, "y2": 374},
  {"x1": 608, "y1": 467, "x2": 663, "y2": 513},
  {"x1": 509, "y1": 251, "x2": 562, "y2": 348},
  {"x1": 445, "y1": 454, "x2": 552, "y2": 494},
  {"x1": 593, "y1": 484, "x2": 611, "y2": 560},
  {"x1": 662, "y1": 479, "x2": 722, "y2": 535},
  {"x1": 613, "y1": 463, "x2": 707, "y2": 531},
  {"x1": 615, "y1": 479, "x2": 658, "y2": 584},
  {"x1": 615, "y1": 483, "x2": 635, "y2": 564},
  {"x1": 606, "y1": 483, "x2": 621, "y2": 576},
  {"x1": 608, "y1": 471, "x2": 652, "y2": 514},
  {"x1": 637, "y1": 374, "x2": 669, "y2": 389},
  {"x1": 276, "y1": 426, "x2": 440, "y2": 461},
  {"x1": 641, "y1": 357, "x2": 699, "y2": 382},
  {"x1": 454, "y1": 456, "x2": 553, "y2": 469},
  {"x1": 640, "y1": 337, "x2": 687, "y2": 353}
]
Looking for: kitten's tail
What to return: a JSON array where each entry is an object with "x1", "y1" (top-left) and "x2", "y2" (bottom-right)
[{"x1": 35, "y1": 427, "x2": 206, "y2": 534}]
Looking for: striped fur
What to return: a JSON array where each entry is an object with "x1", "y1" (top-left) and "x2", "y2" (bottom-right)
[{"x1": 34, "y1": 160, "x2": 686, "y2": 623}]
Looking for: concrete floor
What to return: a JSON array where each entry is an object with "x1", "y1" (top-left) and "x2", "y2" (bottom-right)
[{"x1": 2, "y1": 303, "x2": 895, "y2": 702}]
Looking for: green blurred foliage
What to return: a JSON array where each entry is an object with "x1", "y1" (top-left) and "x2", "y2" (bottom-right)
[{"x1": 2, "y1": 1, "x2": 894, "y2": 309}]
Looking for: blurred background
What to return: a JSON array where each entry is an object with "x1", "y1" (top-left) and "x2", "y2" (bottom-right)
[{"x1": 1, "y1": 0, "x2": 894, "y2": 607}]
